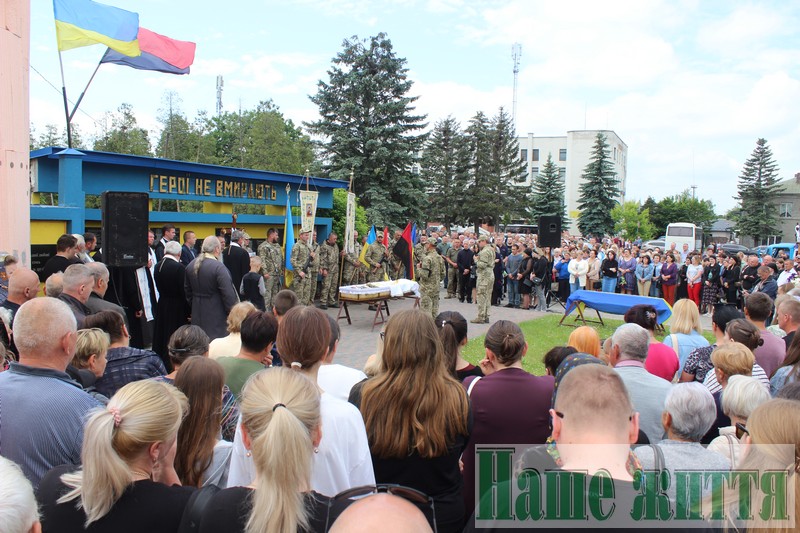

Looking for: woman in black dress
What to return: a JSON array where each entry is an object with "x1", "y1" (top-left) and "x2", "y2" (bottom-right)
[
  {"x1": 676, "y1": 257, "x2": 690, "y2": 301},
  {"x1": 517, "y1": 249, "x2": 535, "y2": 309},
  {"x1": 722, "y1": 255, "x2": 742, "y2": 308},
  {"x1": 37, "y1": 380, "x2": 194, "y2": 533},
  {"x1": 701, "y1": 255, "x2": 721, "y2": 314}
]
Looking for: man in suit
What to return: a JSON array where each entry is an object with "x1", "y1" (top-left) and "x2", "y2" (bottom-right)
[
  {"x1": 180, "y1": 231, "x2": 197, "y2": 266},
  {"x1": 153, "y1": 241, "x2": 189, "y2": 368},
  {"x1": 223, "y1": 229, "x2": 251, "y2": 293},
  {"x1": 154, "y1": 224, "x2": 176, "y2": 262},
  {"x1": 84, "y1": 262, "x2": 127, "y2": 327}
]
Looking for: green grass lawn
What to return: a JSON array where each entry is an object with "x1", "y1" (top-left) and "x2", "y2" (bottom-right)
[{"x1": 462, "y1": 314, "x2": 715, "y2": 377}]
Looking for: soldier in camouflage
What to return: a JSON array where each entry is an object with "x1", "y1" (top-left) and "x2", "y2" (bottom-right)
[
  {"x1": 305, "y1": 231, "x2": 320, "y2": 305},
  {"x1": 444, "y1": 238, "x2": 461, "y2": 299},
  {"x1": 290, "y1": 229, "x2": 312, "y2": 305},
  {"x1": 388, "y1": 230, "x2": 403, "y2": 280},
  {"x1": 418, "y1": 239, "x2": 445, "y2": 319},
  {"x1": 471, "y1": 235, "x2": 495, "y2": 324},
  {"x1": 257, "y1": 228, "x2": 283, "y2": 311},
  {"x1": 342, "y1": 230, "x2": 363, "y2": 286},
  {"x1": 414, "y1": 234, "x2": 427, "y2": 278},
  {"x1": 318, "y1": 232, "x2": 340, "y2": 309}
]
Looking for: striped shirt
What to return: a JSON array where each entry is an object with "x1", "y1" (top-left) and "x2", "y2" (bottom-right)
[{"x1": 0, "y1": 362, "x2": 101, "y2": 488}]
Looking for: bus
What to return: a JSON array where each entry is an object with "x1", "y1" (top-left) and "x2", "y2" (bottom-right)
[{"x1": 665, "y1": 223, "x2": 703, "y2": 252}]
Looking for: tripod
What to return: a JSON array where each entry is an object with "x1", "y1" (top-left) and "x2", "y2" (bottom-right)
[{"x1": 544, "y1": 250, "x2": 566, "y2": 312}]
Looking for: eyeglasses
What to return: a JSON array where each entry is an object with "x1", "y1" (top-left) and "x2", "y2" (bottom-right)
[
  {"x1": 735, "y1": 422, "x2": 749, "y2": 440},
  {"x1": 326, "y1": 484, "x2": 437, "y2": 532}
]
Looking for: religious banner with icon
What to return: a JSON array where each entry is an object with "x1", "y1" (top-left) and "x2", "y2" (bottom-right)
[
  {"x1": 299, "y1": 190, "x2": 318, "y2": 234},
  {"x1": 344, "y1": 192, "x2": 356, "y2": 254}
]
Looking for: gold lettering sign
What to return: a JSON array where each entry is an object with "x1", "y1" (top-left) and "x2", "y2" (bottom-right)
[{"x1": 148, "y1": 174, "x2": 276, "y2": 201}]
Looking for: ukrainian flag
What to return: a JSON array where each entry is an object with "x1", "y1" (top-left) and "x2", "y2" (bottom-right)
[
  {"x1": 54, "y1": 0, "x2": 140, "y2": 56},
  {"x1": 283, "y1": 194, "x2": 295, "y2": 287},
  {"x1": 359, "y1": 225, "x2": 376, "y2": 267}
]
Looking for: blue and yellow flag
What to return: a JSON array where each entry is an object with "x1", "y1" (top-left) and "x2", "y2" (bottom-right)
[
  {"x1": 359, "y1": 225, "x2": 376, "y2": 267},
  {"x1": 283, "y1": 194, "x2": 295, "y2": 287},
  {"x1": 54, "y1": 0, "x2": 140, "y2": 56}
]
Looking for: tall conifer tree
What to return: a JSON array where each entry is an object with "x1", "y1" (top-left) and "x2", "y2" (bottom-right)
[{"x1": 577, "y1": 132, "x2": 619, "y2": 238}]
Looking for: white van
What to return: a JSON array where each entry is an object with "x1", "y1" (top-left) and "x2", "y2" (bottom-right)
[{"x1": 664, "y1": 223, "x2": 703, "y2": 253}]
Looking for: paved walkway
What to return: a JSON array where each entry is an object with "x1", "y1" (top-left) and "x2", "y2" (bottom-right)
[{"x1": 326, "y1": 288, "x2": 714, "y2": 371}]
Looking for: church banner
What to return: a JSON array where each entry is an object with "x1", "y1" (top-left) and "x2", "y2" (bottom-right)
[
  {"x1": 299, "y1": 190, "x2": 318, "y2": 234},
  {"x1": 344, "y1": 192, "x2": 356, "y2": 254}
]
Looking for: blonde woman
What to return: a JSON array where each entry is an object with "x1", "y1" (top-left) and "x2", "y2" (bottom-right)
[
  {"x1": 209, "y1": 301, "x2": 257, "y2": 360},
  {"x1": 663, "y1": 299, "x2": 710, "y2": 369},
  {"x1": 199, "y1": 368, "x2": 349, "y2": 533},
  {"x1": 37, "y1": 380, "x2": 192, "y2": 532},
  {"x1": 71, "y1": 328, "x2": 110, "y2": 380}
]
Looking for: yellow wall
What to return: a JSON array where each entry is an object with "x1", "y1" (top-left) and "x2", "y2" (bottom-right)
[{"x1": 31, "y1": 221, "x2": 67, "y2": 245}]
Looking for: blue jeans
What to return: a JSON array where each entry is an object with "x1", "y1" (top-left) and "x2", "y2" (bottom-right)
[
  {"x1": 570, "y1": 280, "x2": 582, "y2": 293},
  {"x1": 507, "y1": 279, "x2": 520, "y2": 306},
  {"x1": 601, "y1": 276, "x2": 617, "y2": 293}
]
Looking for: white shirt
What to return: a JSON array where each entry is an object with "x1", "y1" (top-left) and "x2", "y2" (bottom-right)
[
  {"x1": 227, "y1": 391, "x2": 375, "y2": 496},
  {"x1": 703, "y1": 363, "x2": 770, "y2": 394},
  {"x1": 777, "y1": 269, "x2": 796, "y2": 287},
  {"x1": 318, "y1": 364, "x2": 368, "y2": 403}
]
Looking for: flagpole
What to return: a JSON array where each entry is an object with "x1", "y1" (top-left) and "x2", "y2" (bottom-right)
[
  {"x1": 68, "y1": 57, "x2": 103, "y2": 123},
  {"x1": 57, "y1": 50, "x2": 73, "y2": 148}
]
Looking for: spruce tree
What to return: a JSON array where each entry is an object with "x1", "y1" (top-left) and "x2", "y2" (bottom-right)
[
  {"x1": 577, "y1": 132, "x2": 619, "y2": 238},
  {"x1": 486, "y1": 107, "x2": 528, "y2": 225},
  {"x1": 421, "y1": 116, "x2": 469, "y2": 229},
  {"x1": 734, "y1": 138, "x2": 783, "y2": 243},
  {"x1": 306, "y1": 33, "x2": 427, "y2": 227},
  {"x1": 463, "y1": 111, "x2": 492, "y2": 230},
  {"x1": 529, "y1": 152, "x2": 569, "y2": 230}
]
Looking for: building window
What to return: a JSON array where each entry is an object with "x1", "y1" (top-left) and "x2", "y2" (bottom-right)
[
  {"x1": 531, "y1": 166, "x2": 539, "y2": 176},
  {"x1": 780, "y1": 203, "x2": 792, "y2": 218},
  {"x1": 559, "y1": 149, "x2": 567, "y2": 161},
  {"x1": 532, "y1": 149, "x2": 539, "y2": 162},
  {"x1": 520, "y1": 149, "x2": 528, "y2": 162},
  {"x1": 559, "y1": 168, "x2": 566, "y2": 180}
]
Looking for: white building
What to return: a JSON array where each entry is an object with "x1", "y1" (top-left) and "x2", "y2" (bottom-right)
[{"x1": 517, "y1": 130, "x2": 627, "y2": 232}]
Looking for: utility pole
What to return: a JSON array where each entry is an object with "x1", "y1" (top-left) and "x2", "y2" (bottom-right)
[
  {"x1": 511, "y1": 43, "x2": 522, "y2": 132},
  {"x1": 691, "y1": 185, "x2": 697, "y2": 199}
]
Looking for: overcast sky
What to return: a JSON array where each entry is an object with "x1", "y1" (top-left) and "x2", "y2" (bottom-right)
[{"x1": 29, "y1": 0, "x2": 800, "y2": 214}]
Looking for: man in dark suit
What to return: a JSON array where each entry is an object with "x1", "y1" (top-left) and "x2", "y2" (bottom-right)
[
  {"x1": 180, "y1": 230, "x2": 197, "y2": 266},
  {"x1": 223, "y1": 229, "x2": 251, "y2": 293},
  {"x1": 154, "y1": 224, "x2": 176, "y2": 262},
  {"x1": 153, "y1": 241, "x2": 190, "y2": 369},
  {"x1": 85, "y1": 262, "x2": 128, "y2": 327}
]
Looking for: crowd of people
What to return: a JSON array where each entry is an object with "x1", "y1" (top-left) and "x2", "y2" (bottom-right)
[{"x1": 2, "y1": 226, "x2": 800, "y2": 532}]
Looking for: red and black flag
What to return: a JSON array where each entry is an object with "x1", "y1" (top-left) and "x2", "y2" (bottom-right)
[{"x1": 393, "y1": 222, "x2": 414, "y2": 280}]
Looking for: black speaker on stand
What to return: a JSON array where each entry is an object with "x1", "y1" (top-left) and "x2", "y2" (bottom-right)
[
  {"x1": 538, "y1": 216, "x2": 562, "y2": 249},
  {"x1": 101, "y1": 192, "x2": 150, "y2": 268}
]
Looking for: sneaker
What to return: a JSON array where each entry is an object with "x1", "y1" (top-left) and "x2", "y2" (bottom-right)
[{"x1": 470, "y1": 318, "x2": 484, "y2": 324}]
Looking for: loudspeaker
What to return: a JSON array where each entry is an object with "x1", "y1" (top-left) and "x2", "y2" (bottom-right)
[
  {"x1": 101, "y1": 192, "x2": 149, "y2": 267},
  {"x1": 538, "y1": 216, "x2": 562, "y2": 248}
]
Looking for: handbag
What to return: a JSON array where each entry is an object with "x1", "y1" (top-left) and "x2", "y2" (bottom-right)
[{"x1": 522, "y1": 278, "x2": 534, "y2": 288}]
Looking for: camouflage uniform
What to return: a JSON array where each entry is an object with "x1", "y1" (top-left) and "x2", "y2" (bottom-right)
[
  {"x1": 342, "y1": 241, "x2": 362, "y2": 286},
  {"x1": 445, "y1": 245, "x2": 460, "y2": 299},
  {"x1": 418, "y1": 246, "x2": 444, "y2": 319},
  {"x1": 257, "y1": 239, "x2": 283, "y2": 310},
  {"x1": 388, "y1": 238, "x2": 403, "y2": 280},
  {"x1": 305, "y1": 241, "x2": 320, "y2": 304},
  {"x1": 319, "y1": 239, "x2": 340, "y2": 306},
  {"x1": 473, "y1": 241, "x2": 496, "y2": 323},
  {"x1": 290, "y1": 239, "x2": 312, "y2": 305},
  {"x1": 365, "y1": 241, "x2": 386, "y2": 282}
]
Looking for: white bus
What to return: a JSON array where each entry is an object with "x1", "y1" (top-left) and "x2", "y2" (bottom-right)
[{"x1": 665, "y1": 223, "x2": 703, "y2": 253}]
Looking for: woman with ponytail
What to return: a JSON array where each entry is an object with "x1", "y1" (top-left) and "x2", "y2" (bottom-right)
[
  {"x1": 460, "y1": 320, "x2": 554, "y2": 519},
  {"x1": 436, "y1": 310, "x2": 482, "y2": 381},
  {"x1": 226, "y1": 306, "x2": 374, "y2": 495},
  {"x1": 37, "y1": 380, "x2": 192, "y2": 532},
  {"x1": 199, "y1": 368, "x2": 348, "y2": 533}
]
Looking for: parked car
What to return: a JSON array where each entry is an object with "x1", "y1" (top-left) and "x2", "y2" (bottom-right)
[
  {"x1": 642, "y1": 239, "x2": 665, "y2": 251},
  {"x1": 765, "y1": 243, "x2": 797, "y2": 259},
  {"x1": 752, "y1": 245, "x2": 768, "y2": 257},
  {"x1": 718, "y1": 243, "x2": 752, "y2": 255}
]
